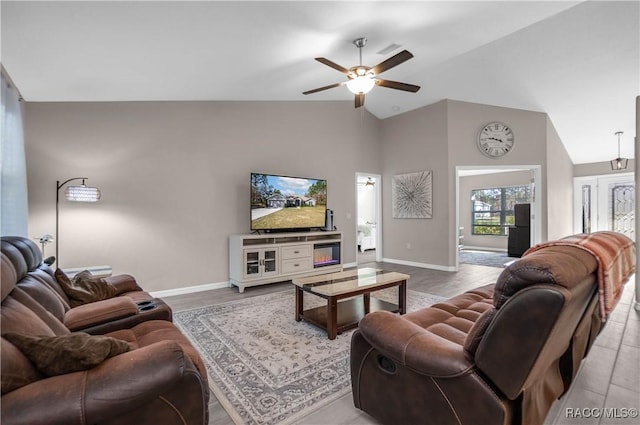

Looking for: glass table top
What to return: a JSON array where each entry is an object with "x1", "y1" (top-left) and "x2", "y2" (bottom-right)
[{"x1": 292, "y1": 267, "x2": 410, "y2": 296}]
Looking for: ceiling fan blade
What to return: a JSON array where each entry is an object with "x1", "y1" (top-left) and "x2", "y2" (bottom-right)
[
  {"x1": 371, "y1": 50, "x2": 414, "y2": 75},
  {"x1": 375, "y1": 79, "x2": 421, "y2": 93},
  {"x1": 302, "y1": 82, "x2": 344, "y2": 95},
  {"x1": 315, "y1": 57, "x2": 350, "y2": 74},
  {"x1": 355, "y1": 93, "x2": 365, "y2": 108}
]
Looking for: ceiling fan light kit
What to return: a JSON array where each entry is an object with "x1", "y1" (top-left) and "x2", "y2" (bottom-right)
[
  {"x1": 303, "y1": 37, "x2": 420, "y2": 108},
  {"x1": 346, "y1": 74, "x2": 375, "y2": 95}
]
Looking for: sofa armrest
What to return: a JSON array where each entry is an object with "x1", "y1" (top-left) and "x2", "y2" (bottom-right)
[
  {"x1": 64, "y1": 297, "x2": 138, "y2": 331},
  {"x1": 1, "y1": 341, "x2": 191, "y2": 425},
  {"x1": 103, "y1": 274, "x2": 141, "y2": 294},
  {"x1": 358, "y1": 310, "x2": 473, "y2": 377}
]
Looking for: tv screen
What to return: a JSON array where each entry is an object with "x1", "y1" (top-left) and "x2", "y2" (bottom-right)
[{"x1": 251, "y1": 173, "x2": 327, "y2": 232}]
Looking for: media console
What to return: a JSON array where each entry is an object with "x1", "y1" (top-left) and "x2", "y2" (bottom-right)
[{"x1": 229, "y1": 231, "x2": 343, "y2": 292}]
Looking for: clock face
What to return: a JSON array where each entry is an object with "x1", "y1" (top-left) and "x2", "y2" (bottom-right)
[{"x1": 477, "y1": 122, "x2": 515, "y2": 158}]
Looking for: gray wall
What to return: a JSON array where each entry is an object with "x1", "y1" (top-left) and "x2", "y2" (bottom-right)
[
  {"x1": 445, "y1": 100, "x2": 554, "y2": 266},
  {"x1": 545, "y1": 116, "x2": 574, "y2": 240},
  {"x1": 25, "y1": 101, "x2": 381, "y2": 292},
  {"x1": 376, "y1": 99, "x2": 570, "y2": 270},
  {"x1": 574, "y1": 160, "x2": 636, "y2": 177},
  {"x1": 24, "y1": 98, "x2": 575, "y2": 291},
  {"x1": 380, "y1": 100, "x2": 450, "y2": 268}
]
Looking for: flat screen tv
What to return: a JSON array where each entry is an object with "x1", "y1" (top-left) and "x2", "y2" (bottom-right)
[{"x1": 251, "y1": 173, "x2": 327, "y2": 232}]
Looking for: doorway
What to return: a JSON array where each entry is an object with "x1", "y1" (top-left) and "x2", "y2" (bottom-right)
[
  {"x1": 573, "y1": 173, "x2": 635, "y2": 240},
  {"x1": 356, "y1": 173, "x2": 382, "y2": 264},
  {"x1": 455, "y1": 165, "x2": 541, "y2": 270}
]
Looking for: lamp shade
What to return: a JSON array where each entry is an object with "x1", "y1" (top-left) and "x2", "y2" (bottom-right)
[
  {"x1": 65, "y1": 185, "x2": 101, "y2": 202},
  {"x1": 346, "y1": 75, "x2": 375, "y2": 94},
  {"x1": 610, "y1": 157, "x2": 628, "y2": 171}
]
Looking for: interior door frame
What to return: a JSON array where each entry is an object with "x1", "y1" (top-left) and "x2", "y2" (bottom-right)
[
  {"x1": 355, "y1": 172, "x2": 382, "y2": 264},
  {"x1": 573, "y1": 172, "x2": 634, "y2": 235},
  {"x1": 455, "y1": 165, "x2": 541, "y2": 271}
]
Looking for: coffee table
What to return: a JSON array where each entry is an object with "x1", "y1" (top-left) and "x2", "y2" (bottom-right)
[{"x1": 292, "y1": 268, "x2": 410, "y2": 340}]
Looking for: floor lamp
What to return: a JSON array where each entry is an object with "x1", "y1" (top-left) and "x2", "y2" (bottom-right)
[{"x1": 56, "y1": 177, "x2": 101, "y2": 268}]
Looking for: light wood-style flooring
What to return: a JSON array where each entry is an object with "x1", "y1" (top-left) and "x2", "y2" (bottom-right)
[{"x1": 162, "y1": 261, "x2": 639, "y2": 425}]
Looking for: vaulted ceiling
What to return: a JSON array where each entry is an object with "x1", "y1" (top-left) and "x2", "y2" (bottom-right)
[{"x1": 2, "y1": 1, "x2": 638, "y2": 164}]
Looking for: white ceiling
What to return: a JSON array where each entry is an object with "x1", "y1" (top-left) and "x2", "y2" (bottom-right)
[{"x1": 2, "y1": 1, "x2": 638, "y2": 164}]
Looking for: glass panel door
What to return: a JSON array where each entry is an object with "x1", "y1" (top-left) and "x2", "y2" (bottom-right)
[
  {"x1": 574, "y1": 173, "x2": 634, "y2": 241},
  {"x1": 245, "y1": 251, "x2": 260, "y2": 276},
  {"x1": 263, "y1": 249, "x2": 278, "y2": 274},
  {"x1": 581, "y1": 184, "x2": 592, "y2": 233},
  {"x1": 609, "y1": 183, "x2": 635, "y2": 239}
]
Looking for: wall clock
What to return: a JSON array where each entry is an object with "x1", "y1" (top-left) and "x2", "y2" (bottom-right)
[{"x1": 477, "y1": 122, "x2": 515, "y2": 158}]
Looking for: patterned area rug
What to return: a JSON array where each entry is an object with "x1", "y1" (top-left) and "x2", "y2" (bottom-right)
[
  {"x1": 174, "y1": 288, "x2": 446, "y2": 425},
  {"x1": 459, "y1": 249, "x2": 513, "y2": 268}
]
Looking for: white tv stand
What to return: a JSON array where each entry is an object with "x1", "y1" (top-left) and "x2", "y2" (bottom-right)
[{"x1": 229, "y1": 231, "x2": 342, "y2": 293}]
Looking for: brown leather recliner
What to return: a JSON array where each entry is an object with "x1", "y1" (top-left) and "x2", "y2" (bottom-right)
[
  {"x1": 351, "y1": 240, "x2": 630, "y2": 425},
  {"x1": 1, "y1": 240, "x2": 210, "y2": 425},
  {"x1": 1, "y1": 236, "x2": 172, "y2": 334}
]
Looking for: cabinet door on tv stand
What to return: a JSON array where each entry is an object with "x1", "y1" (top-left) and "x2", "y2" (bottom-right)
[
  {"x1": 244, "y1": 251, "x2": 260, "y2": 277},
  {"x1": 262, "y1": 249, "x2": 278, "y2": 275},
  {"x1": 243, "y1": 248, "x2": 279, "y2": 279}
]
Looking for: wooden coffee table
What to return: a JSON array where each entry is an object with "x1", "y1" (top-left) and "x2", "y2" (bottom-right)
[{"x1": 292, "y1": 268, "x2": 410, "y2": 340}]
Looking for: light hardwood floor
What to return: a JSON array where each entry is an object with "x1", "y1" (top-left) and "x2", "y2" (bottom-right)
[{"x1": 162, "y1": 261, "x2": 639, "y2": 425}]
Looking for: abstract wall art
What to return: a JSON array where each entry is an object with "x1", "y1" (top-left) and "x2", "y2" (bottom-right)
[{"x1": 392, "y1": 170, "x2": 433, "y2": 219}]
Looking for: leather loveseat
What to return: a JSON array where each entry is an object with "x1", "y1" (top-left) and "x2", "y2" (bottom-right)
[
  {"x1": 351, "y1": 232, "x2": 635, "y2": 425},
  {"x1": 1, "y1": 236, "x2": 210, "y2": 425},
  {"x1": 1, "y1": 236, "x2": 173, "y2": 334}
]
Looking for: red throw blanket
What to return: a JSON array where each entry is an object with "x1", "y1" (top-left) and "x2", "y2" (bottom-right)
[{"x1": 524, "y1": 231, "x2": 635, "y2": 321}]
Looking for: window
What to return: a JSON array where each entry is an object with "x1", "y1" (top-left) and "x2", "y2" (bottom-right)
[
  {"x1": 471, "y1": 186, "x2": 531, "y2": 236},
  {"x1": 1, "y1": 71, "x2": 28, "y2": 237}
]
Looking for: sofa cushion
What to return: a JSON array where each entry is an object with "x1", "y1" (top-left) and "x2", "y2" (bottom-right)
[
  {"x1": 2, "y1": 332, "x2": 130, "y2": 376},
  {"x1": 494, "y1": 245, "x2": 597, "y2": 309},
  {"x1": 107, "y1": 320, "x2": 207, "y2": 378},
  {"x1": 1, "y1": 236, "x2": 42, "y2": 271},
  {"x1": 55, "y1": 269, "x2": 117, "y2": 307},
  {"x1": 1, "y1": 253, "x2": 17, "y2": 302},
  {"x1": 1, "y1": 242, "x2": 28, "y2": 290},
  {"x1": 463, "y1": 307, "x2": 497, "y2": 356},
  {"x1": 404, "y1": 283, "x2": 494, "y2": 346}
]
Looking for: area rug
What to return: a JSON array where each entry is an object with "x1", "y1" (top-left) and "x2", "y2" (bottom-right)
[
  {"x1": 459, "y1": 249, "x2": 513, "y2": 268},
  {"x1": 174, "y1": 288, "x2": 446, "y2": 425}
]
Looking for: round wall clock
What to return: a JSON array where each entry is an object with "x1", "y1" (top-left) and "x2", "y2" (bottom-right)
[{"x1": 477, "y1": 122, "x2": 515, "y2": 158}]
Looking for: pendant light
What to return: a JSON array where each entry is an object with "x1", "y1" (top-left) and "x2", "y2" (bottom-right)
[{"x1": 610, "y1": 131, "x2": 628, "y2": 171}]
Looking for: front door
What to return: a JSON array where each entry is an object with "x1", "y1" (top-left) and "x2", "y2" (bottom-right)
[{"x1": 574, "y1": 173, "x2": 635, "y2": 240}]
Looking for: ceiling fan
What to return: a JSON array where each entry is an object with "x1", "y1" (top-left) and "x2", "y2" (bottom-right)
[{"x1": 303, "y1": 37, "x2": 420, "y2": 108}]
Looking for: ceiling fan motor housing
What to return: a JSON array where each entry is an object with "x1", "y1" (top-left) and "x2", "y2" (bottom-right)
[{"x1": 354, "y1": 37, "x2": 367, "y2": 48}]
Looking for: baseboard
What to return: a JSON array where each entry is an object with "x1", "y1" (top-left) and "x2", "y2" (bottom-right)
[
  {"x1": 150, "y1": 281, "x2": 230, "y2": 298},
  {"x1": 149, "y1": 259, "x2": 454, "y2": 296},
  {"x1": 382, "y1": 257, "x2": 456, "y2": 272}
]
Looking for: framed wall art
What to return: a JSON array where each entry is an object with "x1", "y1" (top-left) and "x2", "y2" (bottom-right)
[{"x1": 392, "y1": 170, "x2": 433, "y2": 219}]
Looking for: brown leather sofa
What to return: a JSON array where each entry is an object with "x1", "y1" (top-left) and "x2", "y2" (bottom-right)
[
  {"x1": 351, "y1": 235, "x2": 634, "y2": 425},
  {"x1": 1, "y1": 236, "x2": 172, "y2": 334},
  {"x1": 1, "y1": 237, "x2": 210, "y2": 425}
]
